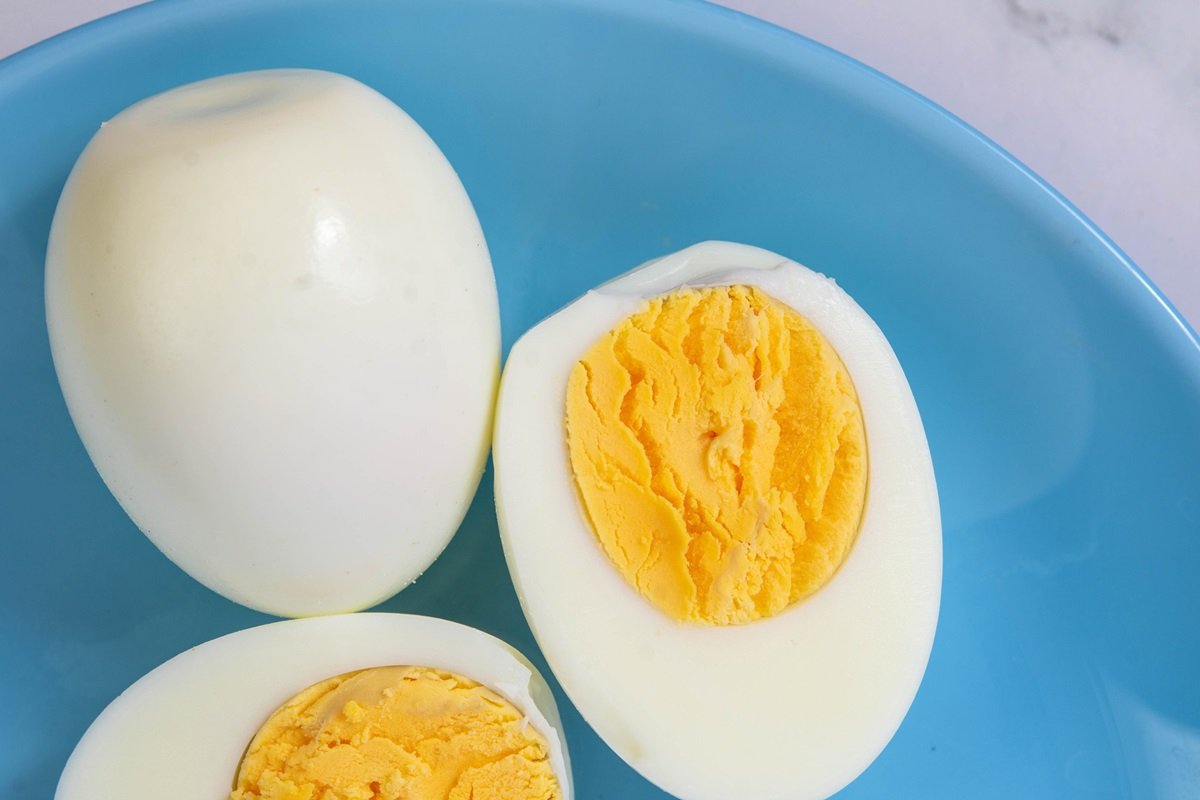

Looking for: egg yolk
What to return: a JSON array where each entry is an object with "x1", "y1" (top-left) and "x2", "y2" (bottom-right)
[
  {"x1": 230, "y1": 666, "x2": 560, "y2": 800},
  {"x1": 565, "y1": 285, "x2": 867, "y2": 625}
]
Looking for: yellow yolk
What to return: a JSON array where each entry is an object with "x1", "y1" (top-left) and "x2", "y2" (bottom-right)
[
  {"x1": 565, "y1": 285, "x2": 867, "y2": 625},
  {"x1": 230, "y1": 666, "x2": 561, "y2": 800}
]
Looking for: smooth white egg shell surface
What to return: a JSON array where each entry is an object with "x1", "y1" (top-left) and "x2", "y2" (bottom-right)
[
  {"x1": 55, "y1": 614, "x2": 572, "y2": 800},
  {"x1": 494, "y1": 241, "x2": 941, "y2": 800},
  {"x1": 45, "y1": 70, "x2": 499, "y2": 616}
]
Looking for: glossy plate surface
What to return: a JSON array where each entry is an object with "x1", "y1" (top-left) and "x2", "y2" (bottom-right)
[{"x1": 1, "y1": 0, "x2": 1197, "y2": 797}]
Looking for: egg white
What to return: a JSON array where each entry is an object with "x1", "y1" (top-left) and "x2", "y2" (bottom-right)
[
  {"x1": 45, "y1": 69, "x2": 499, "y2": 617},
  {"x1": 494, "y1": 241, "x2": 941, "y2": 800},
  {"x1": 55, "y1": 614, "x2": 572, "y2": 800}
]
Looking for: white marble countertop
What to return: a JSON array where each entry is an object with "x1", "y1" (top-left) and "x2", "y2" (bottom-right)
[{"x1": 3, "y1": 0, "x2": 1197, "y2": 329}]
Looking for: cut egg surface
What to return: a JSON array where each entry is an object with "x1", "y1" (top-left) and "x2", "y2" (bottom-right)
[
  {"x1": 45, "y1": 69, "x2": 499, "y2": 617},
  {"x1": 494, "y1": 241, "x2": 941, "y2": 800},
  {"x1": 55, "y1": 614, "x2": 571, "y2": 800}
]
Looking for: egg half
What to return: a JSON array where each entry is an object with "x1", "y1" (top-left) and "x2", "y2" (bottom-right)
[
  {"x1": 494, "y1": 241, "x2": 941, "y2": 800},
  {"x1": 45, "y1": 70, "x2": 499, "y2": 617},
  {"x1": 55, "y1": 614, "x2": 572, "y2": 800}
]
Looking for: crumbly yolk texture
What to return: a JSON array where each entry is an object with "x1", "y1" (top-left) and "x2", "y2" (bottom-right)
[
  {"x1": 230, "y1": 666, "x2": 560, "y2": 800},
  {"x1": 565, "y1": 285, "x2": 867, "y2": 625}
]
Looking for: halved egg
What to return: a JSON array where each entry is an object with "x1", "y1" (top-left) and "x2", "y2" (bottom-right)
[
  {"x1": 55, "y1": 614, "x2": 571, "y2": 800},
  {"x1": 494, "y1": 241, "x2": 941, "y2": 800},
  {"x1": 45, "y1": 70, "x2": 499, "y2": 617}
]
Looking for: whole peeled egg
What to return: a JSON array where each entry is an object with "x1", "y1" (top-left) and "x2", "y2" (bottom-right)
[
  {"x1": 494, "y1": 241, "x2": 941, "y2": 800},
  {"x1": 55, "y1": 614, "x2": 572, "y2": 800},
  {"x1": 45, "y1": 70, "x2": 499, "y2": 616}
]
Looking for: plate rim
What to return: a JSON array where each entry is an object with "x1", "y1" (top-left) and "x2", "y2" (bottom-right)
[{"x1": 2, "y1": 0, "x2": 1197, "y2": 366}]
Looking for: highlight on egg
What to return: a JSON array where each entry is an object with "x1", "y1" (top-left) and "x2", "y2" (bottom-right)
[
  {"x1": 494, "y1": 241, "x2": 941, "y2": 800},
  {"x1": 55, "y1": 614, "x2": 572, "y2": 800},
  {"x1": 44, "y1": 69, "x2": 500, "y2": 617}
]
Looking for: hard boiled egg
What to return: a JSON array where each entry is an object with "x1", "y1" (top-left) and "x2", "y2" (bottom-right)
[
  {"x1": 56, "y1": 614, "x2": 572, "y2": 800},
  {"x1": 45, "y1": 70, "x2": 499, "y2": 616},
  {"x1": 494, "y1": 241, "x2": 941, "y2": 800}
]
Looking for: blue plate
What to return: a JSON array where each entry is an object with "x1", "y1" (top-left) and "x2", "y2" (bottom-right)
[{"x1": 2, "y1": 0, "x2": 1198, "y2": 797}]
